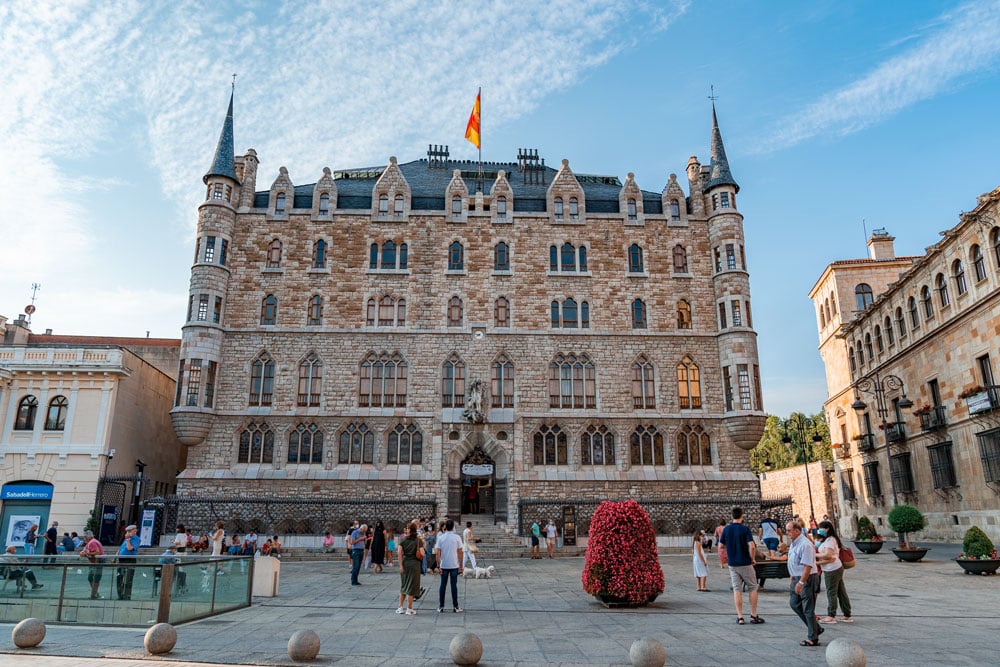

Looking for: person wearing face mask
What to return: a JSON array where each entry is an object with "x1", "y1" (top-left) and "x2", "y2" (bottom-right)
[{"x1": 815, "y1": 520, "x2": 853, "y2": 624}]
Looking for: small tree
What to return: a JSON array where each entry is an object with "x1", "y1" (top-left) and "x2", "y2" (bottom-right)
[
  {"x1": 855, "y1": 515, "x2": 879, "y2": 541},
  {"x1": 961, "y1": 526, "x2": 996, "y2": 559},
  {"x1": 888, "y1": 504, "x2": 925, "y2": 548},
  {"x1": 582, "y1": 499, "x2": 664, "y2": 605}
]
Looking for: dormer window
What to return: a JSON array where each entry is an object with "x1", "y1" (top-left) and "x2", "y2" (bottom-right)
[
  {"x1": 452, "y1": 196, "x2": 462, "y2": 218},
  {"x1": 627, "y1": 199, "x2": 637, "y2": 221},
  {"x1": 318, "y1": 193, "x2": 330, "y2": 215},
  {"x1": 496, "y1": 196, "x2": 507, "y2": 219},
  {"x1": 394, "y1": 194, "x2": 404, "y2": 217},
  {"x1": 378, "y1": 194, "x2": 389, "y2": 217},
  {"x1": 554, "y1": 197, "x2": 564, "y2": 220},
  {"x1": 670, "y1": 199, "x2": 681, "y2": 221},
  {"x1": 569, "y1": 197, "x2": 579, "y2": 220},
  {"x1": 275, "y1": 192, "x2": 286, "y2": 215}
]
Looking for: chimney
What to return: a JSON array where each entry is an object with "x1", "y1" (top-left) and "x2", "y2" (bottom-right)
[
  {"x1": 45, "y1": 329, "x2": 53, "y2": 335},
  {"x1": 3, "y1": 314, "x2": 31, "y2": 345},
  {"x1": 867, "y1": 229, "x2": 895, "y2": 260}
]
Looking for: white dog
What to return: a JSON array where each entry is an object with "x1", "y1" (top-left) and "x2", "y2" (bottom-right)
[{"x1": 464, "y1": 565, "x2": 495, "y2": 579}]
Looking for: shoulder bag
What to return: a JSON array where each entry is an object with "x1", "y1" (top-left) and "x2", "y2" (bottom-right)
[{"x1": 839, "y1": 545, "x2": 856, "y2": 569}]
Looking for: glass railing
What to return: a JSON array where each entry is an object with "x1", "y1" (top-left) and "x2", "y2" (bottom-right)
[{"x1": 0, "y1": 554, "x2": 251, "y2": 626}]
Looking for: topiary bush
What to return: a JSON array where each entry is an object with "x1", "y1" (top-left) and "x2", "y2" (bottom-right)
[
  {"x1": 582, "y1": 499, "x2": 664, "y2": 605},
  {"x1": 855, "y1": 516, "x2": 879, "y2": 540},
  {"x1": 888, "y1": 504, "x2": 926, "y2": 546},
  {"x1": 961, "y1": 526, "x2": 996, "y2": 559}
]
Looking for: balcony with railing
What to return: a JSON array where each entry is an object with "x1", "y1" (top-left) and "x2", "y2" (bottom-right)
[
  {"x1": 964, "y1": 386, "x2": 1000, "y2": 415},
  {"x1": 834, "y1": 442, "x2": 852, "y2": 459},
  {"x1": 919, "y1": 406, "x2": 947, "y2": 432},
  {"x1": 884, "y1": 421, "x2": 907, "y2": 444},
  {"x1": 856, "y1": 433, "x2": 877, "y2": 452}
]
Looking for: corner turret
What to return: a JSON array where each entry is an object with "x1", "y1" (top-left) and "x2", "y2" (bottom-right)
[
  {"x1": 702, "y1": 103, "x2": 738, "y2": 193},
  {"x1": 204, "y1": 89, "x2": 239, "y2": 185}
]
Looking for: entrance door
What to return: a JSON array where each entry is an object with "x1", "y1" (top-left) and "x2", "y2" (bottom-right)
[{"x1": 460, "y1": 446, "x2": 495, "y2": 515}]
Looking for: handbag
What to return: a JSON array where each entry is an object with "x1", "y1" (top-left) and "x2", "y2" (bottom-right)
[
  {"x1": 839, "y1": 546, "x2": 856, "y2": 569},
  {"x1": 469, "y1": 544, "x2": 479, "y2": 553}
]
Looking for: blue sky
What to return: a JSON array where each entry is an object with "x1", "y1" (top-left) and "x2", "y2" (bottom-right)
[{"x1": 3, "y1": 1, "x2": 1000, "y2": 416}]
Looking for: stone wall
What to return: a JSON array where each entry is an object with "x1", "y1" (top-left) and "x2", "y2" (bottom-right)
[{"x1": 759, "y1": 461, "x2": 835, "y2": 524}]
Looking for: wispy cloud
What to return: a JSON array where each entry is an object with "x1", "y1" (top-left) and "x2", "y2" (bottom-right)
[
  {"x1": 0, "y1": 0, "x2": 686, "y2": 335},
  {"x1": 755, "y1": 0, "x2": 1000, "y2": 152}
]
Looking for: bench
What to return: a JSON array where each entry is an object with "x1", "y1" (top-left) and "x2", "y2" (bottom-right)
[{"x1": 753, "y1": 559, "x2": 789, "y2": 588}]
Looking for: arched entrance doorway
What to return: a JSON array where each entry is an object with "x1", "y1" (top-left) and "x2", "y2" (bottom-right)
[{"x1": 460, "y1": 446, "x2": 495, "y2": 515}]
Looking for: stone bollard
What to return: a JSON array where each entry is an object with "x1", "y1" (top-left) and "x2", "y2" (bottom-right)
[
  {"x1": 288, "y1": 629, "x2": 321, "y2": 661},
  {"x1": 826, "y1": 638, "x2": 866, "y2": 667},
  {"x1": 629, "y1": 637, "x2": 666, "y2": 667},
  {"x1": 12, "y1": 618, "x2": 46, "y2": 648},
  {"x1": 449, "y1": 632, "x2": 483, "y2": 666},
  {"x1": 144, "y1": 623, "x2": 177, "y2": 655}
]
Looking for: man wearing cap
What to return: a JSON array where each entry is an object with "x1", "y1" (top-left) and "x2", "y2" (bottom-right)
[
  {"x1": 1, "y1": 545, "x2": 44, "y2": 591},
  {"x1": 759, "y1": 510, "x2": 783, "y2": 558},
  {"x1": 116, "y1": 524, "x2": 140, "y2": 600}
]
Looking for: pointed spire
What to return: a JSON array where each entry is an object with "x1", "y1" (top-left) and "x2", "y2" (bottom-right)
[
  {"x1": 204, "y1": 87, "x2": 239, "y2": 184},
  {"x1": 702, "y1": 103, "x2": 738, "y2": 193}
]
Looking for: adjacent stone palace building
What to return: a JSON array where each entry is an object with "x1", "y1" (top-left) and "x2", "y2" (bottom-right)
[
  {"x1": 169, "y1": 92, "x2": 769, "y2": 537},
  {"x1": 811, "y1": 188, "x2": 1000, "y2": 543}
]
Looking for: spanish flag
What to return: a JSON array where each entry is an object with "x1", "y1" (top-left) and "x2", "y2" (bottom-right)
[{"x1": 465, "y1": 89, "x2": 481, "y2": 150}]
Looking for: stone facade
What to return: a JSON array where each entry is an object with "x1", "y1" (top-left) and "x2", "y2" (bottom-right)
[
  {"x1": 170, "y1": 96, "x2": 767, "y2": 534},
  {"x1": 0, "y1": 316, "x2": 184, "y2": 538},
  {"x1": 811, "y1": 188, "x2": 1000, "y2": 543}
]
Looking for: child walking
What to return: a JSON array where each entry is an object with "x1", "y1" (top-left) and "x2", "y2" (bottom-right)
[{"x1": 693, "y1": 530, "x2": 709, "y2": 592}]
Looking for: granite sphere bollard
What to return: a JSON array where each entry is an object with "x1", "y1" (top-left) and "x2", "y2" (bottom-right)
[
  {"x1": 288, "y1": 629, "x2": 321, "y2": 661},
  {"x1": 449, "y1": 632, "x2": 483, "y2": 666},
  {"x1": 629, "y1": 637, "x2": 666, "y2": 667},
  {"x1": 144, "y1": 623, "x2": 177, "y2": 655},
  {"x1": 12, "y1": 618, "x2": 46, "y2": 648},
  {"x1": 826, "y1": 638, "x2": 866, "y2": 667}
]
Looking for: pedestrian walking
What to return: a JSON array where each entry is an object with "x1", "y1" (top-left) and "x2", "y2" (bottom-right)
[
  {"x1": 80, "y1": 531, "x2": 104, "y2": 599},
  {"x1": 720, "y1": 506, "x2": 763, "y2": 625},
  {"x1": 209, "y1": 521, "x2": 225, "y2": 557},
  {"x1": 371, "y1": 520, "x2": 386, "y2": 573},
  {"x1": 816, "y1": 520, "x2": 853, "y2": 624},
  {"x1": 23, "y1": 524, "x2": 38, "y2": 555},
  {"x1": 434, "y1": 519, "x2": 464, "y2": 612},
  {"x1": 783, "y1": 520, "x2": 822, "y2": 646},
  {"x1": 462, "y1": 521, "x2": 479, "y2": 570},
  {"x1": 116, "y1": 524, "x2": 140, "y2": 600},
  {"x1": 530, "y1": 520, "x2": 541, "y2": 559},
  {"x1": 713, "y1": 519, "x2": 727, "y2": 568},
  {"x1": 693, "y1": 530, "x2": 709, "y2": 591},
  {"x1": 43, "y1": 521, "x2": 59, "y2": 564},
  {"x1": 348, "y1": 523, "x2": 366, "y2": 585},
  {"x1": 395, "y1": 522, "x2": 422, "y2": 616},
  {"x1": 545, "y1": 519, "x2": 558, "y2": 558}
]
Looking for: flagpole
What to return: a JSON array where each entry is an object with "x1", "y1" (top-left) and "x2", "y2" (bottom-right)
[{"x1": 477, "y1": 86, "x2": 483, "y2": 193}]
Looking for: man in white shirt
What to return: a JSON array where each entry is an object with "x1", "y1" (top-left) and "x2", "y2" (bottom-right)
[
  {"x1": 785, "y1": 521, "x2": 822, "y2": 646},
  {"x1": 434, "y1": 520, "x2": 464, "y2": 612}
]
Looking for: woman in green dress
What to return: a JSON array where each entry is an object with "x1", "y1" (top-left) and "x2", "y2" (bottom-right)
[{"x1": 395, "y1": 523, "x2": 423, "y2": 615}]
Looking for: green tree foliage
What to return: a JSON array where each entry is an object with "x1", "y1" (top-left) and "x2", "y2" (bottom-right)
[
  {"x1": 855, "y1": 516, "x2": 878, "y2": 540},
  {"x1": 961, "y1": 526, "x2": 995, "y2": 559},
  {"x1": 750, "y1": 411, "x2": 832, "y2": 474},
  {"x1": 888, "y1": 504, "x2": 926, "y2": 536}
]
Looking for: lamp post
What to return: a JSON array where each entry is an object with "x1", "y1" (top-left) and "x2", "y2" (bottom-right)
[
  {"x1": 851, "y1": 371, "x2": 913, "y2": 509},
  {"x1": 780, "y1": 418, "x2": 824, "y2": 523}
]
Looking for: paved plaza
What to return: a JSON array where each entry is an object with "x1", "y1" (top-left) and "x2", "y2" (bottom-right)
[{"x1": 1, "y1": 542, "x2": 998, "y2": 666}]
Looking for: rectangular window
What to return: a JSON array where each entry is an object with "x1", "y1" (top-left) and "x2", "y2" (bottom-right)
[
  {"x1": 204, "y1": 361, "x2": 217, "y2": 408},
  {"x1": 740, "y1": 244, "x2": 746, "y2": 270},
  {"x1": 722, "y1": 366, "x2": 734, "y2": 412},
  {"x1": 711, "y1": 193, "x2": 719, "y2": 210},
  {"x1": 731, "y1": 300, "x2": 742, "y2": 327},
  {"x1": 978, "y1": 429, "x2": 1000, "y2": 482},
  {"x1": 713, "y1": 247, "x2": 722, "y2": 273},
  {"x1": 186, "y1": 295, "x2": 193, "y2": 322},
  {"x1": 720, "y1": 192, "x2": 730, "y2": 208},
  {"x1": 204, "y1": 236, "x2": 216, "y2": 263},
  {"x1": 186, "y1": 359, "x2": 202, "y2": 407},
  {"x1": 174, "y1": 360, "x2": 184, "y2": 406},
  {"x1": 890, "y1": 453, "x2": 916, "y2": 494},
  {"x1": 928, "y1": 442, "x2": 957, "y2": 489},
  {"x1": 718, "y1": 303, "x2": 727, "y2": 329},
  {"x1": 745, "y1": 301, "x2": 753, "y2": 328},
  {"x1": 196, "y1": 294, "x2": 209, "y2": 321},
  {"x1": 220, "y1": 239, "x2": 228, "y2": 265},
  {"x1": 840, "y1": 470, "x2": 857, "y2": 501},
  {"x1": 725, "y1": 243, "x2": 737, "y2": 270},
  {"x1": 737, "y1": 364, "x2": 752, "y2": 410},
  {"x1": 862, "y1": 461, "x2": 882, "y2": 498},
  {"x1": 753, "y1": 365, "x2": 763, "y2": 412},
  {"x1": 929, "y1": 379, "x2": 942, "y2": 407},
  {"x1": 978, "y1": 354, "x2": 995, "y2": 388},
  {"x1": 213, "y1": 297, "x2": 222, "y2": 324}
]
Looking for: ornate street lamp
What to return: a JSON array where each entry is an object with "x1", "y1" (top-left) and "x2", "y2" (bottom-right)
[{"x1": 851, "y1": 371, "x2": 913, "y2": 509}]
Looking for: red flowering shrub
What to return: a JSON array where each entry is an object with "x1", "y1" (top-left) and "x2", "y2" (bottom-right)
[{"x1": 582, "y1": 499, "x2": 664, "y2": 604}]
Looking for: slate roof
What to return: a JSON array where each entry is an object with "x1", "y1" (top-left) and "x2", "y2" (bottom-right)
[
  {"x1": 204, "y1": 90, "x2": 239, "y2": 184},
  {"x1": 702, "y1": 104, "x2": 738, "y2": 193},
  {"x1": 253, "y1": 159, "x2": 665, "y2": 214}
]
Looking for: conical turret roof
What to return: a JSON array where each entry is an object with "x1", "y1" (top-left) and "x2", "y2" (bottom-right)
[
  {"x1": 204, "y1": 89, "x2": 239, "y2": 184},
  {"x1": 702, "y1": 104, "x2": 738, "y2": 193}
]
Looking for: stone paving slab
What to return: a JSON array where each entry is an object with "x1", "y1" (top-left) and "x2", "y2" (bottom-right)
[{"x1": 1, "y1": 543, "x2": 998, "y2": 666}]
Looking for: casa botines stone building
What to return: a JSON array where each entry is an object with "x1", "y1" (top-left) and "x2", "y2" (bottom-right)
[
  {"x1": 811, "y1": 188, "x2": 1000, "y2": 543},
  {"x1": 169, "y1": 91, "x2": 768, "y2": 538}
]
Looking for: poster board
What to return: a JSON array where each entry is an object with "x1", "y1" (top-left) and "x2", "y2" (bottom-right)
[{"x1": 5, "y1": 514, "x2": 41, "y2": 548}]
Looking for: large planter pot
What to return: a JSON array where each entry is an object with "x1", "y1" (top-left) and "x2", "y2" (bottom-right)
[
  {"x1": 892, "y1": 547, "x2": 929, "y2": 562},
  {"x1": 595, "y1": 593, "x2": 658, "y2": 608},
  {"x1": 955, "y1": 558, "x2": 1000, "y2": 575},
  {"x1": 853, "y1": 540, "x2": 884, "y2": 554}
]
